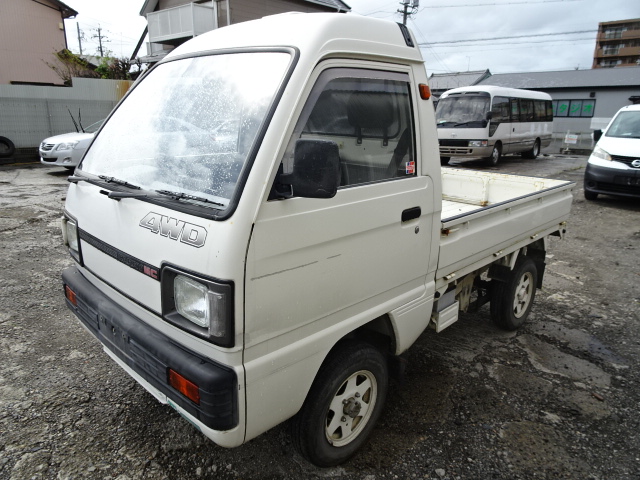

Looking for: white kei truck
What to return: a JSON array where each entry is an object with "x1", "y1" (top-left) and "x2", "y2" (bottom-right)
[{"x1": 61, "y1": 13, "x2": 574, "y2": 467}]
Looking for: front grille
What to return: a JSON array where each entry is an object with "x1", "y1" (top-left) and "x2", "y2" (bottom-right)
[
  {"x1": 594, "y1": 181, "x2": 640, "y2": 196},
  {"x1": 611, "y1": 155, "x2": 640, "y2": 167},
  {"x1": 41, "y1": 143, "x2": 55, "y2": 152}
]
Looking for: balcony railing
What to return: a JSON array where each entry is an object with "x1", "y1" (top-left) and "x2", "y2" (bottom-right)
[
  {"x1": 594, "y1": 45, "x2": 640, "y2": 59},
  {"x1": 147, "y1": 3, "x2": 217, "y2": 45}
]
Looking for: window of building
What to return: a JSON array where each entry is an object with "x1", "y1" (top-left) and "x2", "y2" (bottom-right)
[{"x1": 552, "y1": 99, "x2": 595, "y2": 118}]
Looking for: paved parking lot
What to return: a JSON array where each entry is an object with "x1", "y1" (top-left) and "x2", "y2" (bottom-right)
[{"x1": 1, "y1": 155, "x2": 639, "y2": 480}]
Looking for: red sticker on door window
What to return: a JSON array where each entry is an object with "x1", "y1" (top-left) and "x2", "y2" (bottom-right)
[{"x1": 405, "y1": 161, "x2": 415, "y2": 175}]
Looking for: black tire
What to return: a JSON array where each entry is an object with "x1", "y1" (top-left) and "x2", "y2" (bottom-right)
[
  {"x1": 522, "y1": 139, "x2": 540, "y2": 159},
  {"x1": 485, "y1": 143, "x2": 501, "y2": 166},
  {"x1": 0, "y1": 136, "x2": 16, "y2": 158},
  {"x1": 490, "y1": 257, "x2": 538, "y2": 330},
  {"x1": 440, "y1": 156, "x2": 450, "y2": 165},
  {"x1": 584, "y1": 187, "x2": 598, "y2": 201},
  {"x1": 291, "y1": 341, "x2": 388, "y2": 467}
]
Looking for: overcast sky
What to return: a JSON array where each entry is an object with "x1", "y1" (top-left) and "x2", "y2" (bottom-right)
[{"x1": 63, "y1": 0, "x2": 639, "y2": 74}]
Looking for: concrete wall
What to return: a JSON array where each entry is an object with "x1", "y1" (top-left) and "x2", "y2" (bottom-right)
[
  {"x1": 0, "y1": 78, "x2": 132, "y2": 150},
  {"x1": 0, "y1": 0, "x2": 69, "y2": 85}
]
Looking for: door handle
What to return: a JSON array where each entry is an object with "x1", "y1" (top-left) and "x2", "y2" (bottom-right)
[{"x1": 402, "y1": 207, "x2": 421, "y2": 222}]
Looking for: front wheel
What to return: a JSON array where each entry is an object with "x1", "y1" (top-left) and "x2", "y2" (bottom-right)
[
  {"x1": 291, "y1": 341, "x2": 388, "y2": 467},
  {"x1": 440, "y1": 156, "x2": 450, "y2": 165},
  {"x1": 0, "y1": 136, "x2": 16, "y2": 158},
  {"x1": 490, "y1": 257, "x2": 538, "y2": 330},
  {"x1": 485, "y1": 144, "x2": 501, "y2": 166}
]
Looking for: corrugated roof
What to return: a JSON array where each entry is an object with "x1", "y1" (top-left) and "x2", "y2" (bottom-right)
[
  {"x1": 428, "y1": 70, "x2": 491, "y2": 91},
  {"x1": 476, "y1": 67, "x2": 640, "y2": 89}
]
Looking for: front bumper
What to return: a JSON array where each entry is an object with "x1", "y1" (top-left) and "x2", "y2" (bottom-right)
[
  {"x1": 439, "y1": 144, "x2": 492, "y2": 157},
  {"x1": 584, "y1": 161, "x2": 640, "y2": 199},
  {"x1": 62, "y1": 266, "x2": 238, "y2": 431}
]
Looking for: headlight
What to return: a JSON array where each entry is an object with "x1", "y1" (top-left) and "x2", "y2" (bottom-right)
[
  {"x1": 56, "y1": 141, "x2": 79, "y2": 151},
  {"x1": 162, "y1": 268, "x2": 234, "y2": 347},
  {"x1": 468, "y1": 140, "x2": 488, "y2": 147},
  {"x1": 591, "y1": 145, "x2": 611, "y2": 161},
  {"x1": 62, "y1": 215, "x2": 82, "y2": 263}
]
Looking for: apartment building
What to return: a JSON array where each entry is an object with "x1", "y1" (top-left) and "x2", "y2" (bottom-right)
[
  {"x1": 137, "y1": 0, "x2": 351, "y2": 63},
  {"x1": 592, "y1": 18, "x2": 640, "y2": 68}
]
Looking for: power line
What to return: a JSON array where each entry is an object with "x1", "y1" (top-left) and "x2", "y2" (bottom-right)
[{"x1": 419, "y1": 29, "x2": 595, "y2": 46}]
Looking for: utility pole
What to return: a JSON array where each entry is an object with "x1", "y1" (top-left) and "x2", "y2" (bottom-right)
[
  {"x1": 397, "y1": 0, "x2": 419, "y2": 26},
  {"x1": 76, "y1": 23, "x2": 84, "y2": 55},
  {"x1": 92, "y1": 26, "x2": 109, "y2": 57}
]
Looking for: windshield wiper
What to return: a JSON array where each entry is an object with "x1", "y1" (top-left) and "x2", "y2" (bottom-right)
[
  {"x1": 454, "y1": 121, "x2": 482, "y2": 127},
  {"x1": 155, "y1": 189, "x2": 225, "y2": 207},
  {"x1": 98, "y1": 175, "x2": 141, "y2": 189},
  {"x1": 67, "y1": 174, "x2": 89, "y2": 184}
]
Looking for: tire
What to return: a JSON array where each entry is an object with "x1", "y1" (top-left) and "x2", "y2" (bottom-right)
[
  {"x1": 0, "y1": 136, "x2": 16, "y2": 158},
  {"x1": 485, "y1": 143, "x2": 501, "y2": 166},
  {"x1": 440, "y1": 156, "x2": 450, "y2": 165},
  {"x1": 291, "y1": 341, "x2": 388, "y2": 467},
  {"x1": 584, "y1": 187, "x2": 598, "y2": 201},
  {"x1": 522, "y1": 139, "x2": 540, "y2": 159},
  {"x1": 490, "y1": 257, "x2": 538, "y2": 330}
]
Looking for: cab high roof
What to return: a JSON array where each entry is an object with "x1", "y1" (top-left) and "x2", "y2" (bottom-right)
[{"x1": 164, "y1": 13, "x2": 424, "y2": 65}]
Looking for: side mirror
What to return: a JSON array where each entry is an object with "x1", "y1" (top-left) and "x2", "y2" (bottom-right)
[
  {"x1": 277, "y1": 139, "x2": 340, "y2": 199},
  {"x1": 593, "y1": 129, "x2": 603, "y2": 143},
  {"x1": 486, "y1": 111, "x2": 493, "y2": 120}
]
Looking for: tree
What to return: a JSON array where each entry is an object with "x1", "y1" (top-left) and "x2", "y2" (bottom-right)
[{"x1": 45, "y1": 49, "x2": 99, "y2": 86}]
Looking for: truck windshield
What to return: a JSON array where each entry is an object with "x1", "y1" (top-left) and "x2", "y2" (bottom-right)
[
  {"x1": 79, "y1": 52, "x2": 291, "y2": 209},
  {"x1": 435, "y1": 95, "x2": 490, "y2": 128}
]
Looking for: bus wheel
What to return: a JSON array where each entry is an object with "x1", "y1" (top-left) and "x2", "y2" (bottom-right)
[
  {"x1": 522, "y1": 139, "x2": 540, "y2": 159},
  {"x1": 485, "y1": 144, "x2": 501, "y2": 166},
  {"x1": 291, "y1": 341, "x2": 388, "y2": 467}
]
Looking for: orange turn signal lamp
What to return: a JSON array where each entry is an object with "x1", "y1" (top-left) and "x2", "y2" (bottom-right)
[
  {"x1": 65, "y1": 285, "x2": 78, "y2": 306},
  {"x1": 419, "y1": 84, "x2": 431, "y2": 100},
  {"x1": 168, "y1": 369, "x2": 201, "y2": 404}
]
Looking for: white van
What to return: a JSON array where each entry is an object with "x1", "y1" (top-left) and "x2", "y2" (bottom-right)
[
  {"x1": 436, "y1": 86, "x2": 553, "y2": 165},
  {"x1": 584, "y1": 104, "x2": 640, "y2": 200}
]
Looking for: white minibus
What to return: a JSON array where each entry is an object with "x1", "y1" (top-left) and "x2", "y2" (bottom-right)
[{"x1": 435, "y1": 85, "x2": 553, "y2": 165}]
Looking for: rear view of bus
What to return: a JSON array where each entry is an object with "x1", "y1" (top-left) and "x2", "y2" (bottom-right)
[{"x1": 435, "y1": 86, "x2": 553, "y2": 166}]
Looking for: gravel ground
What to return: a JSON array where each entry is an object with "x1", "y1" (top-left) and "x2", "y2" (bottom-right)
[{"x1": 1, "y1": 156, "x2": 639, "y2": 480}]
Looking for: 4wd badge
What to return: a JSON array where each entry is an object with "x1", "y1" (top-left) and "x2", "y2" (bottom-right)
[{"x1": 139, "y1": 212, "x2": 207, "y2": 248}]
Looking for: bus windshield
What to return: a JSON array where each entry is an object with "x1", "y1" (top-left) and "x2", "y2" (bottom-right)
[{"x1": 436, "y1": 95, "x2": 490, "y2": 128}]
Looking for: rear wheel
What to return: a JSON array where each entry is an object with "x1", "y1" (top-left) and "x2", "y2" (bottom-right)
[
  {"x1": 291, "y1": 341, "x2": 388, "y2": 467},
  {"x1": 485, "y1": 143, "x2": 501, "y2": 166},
  {"x1": 522, "y1": 139, "x2": 540, "y2": 159},
  {"x1": 490, "y1": 257, "x2": 537, "y2": 330}
]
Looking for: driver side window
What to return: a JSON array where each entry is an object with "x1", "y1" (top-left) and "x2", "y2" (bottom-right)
[{"x1": 281, "y1": 68, "x2": 416, "y2": 189}]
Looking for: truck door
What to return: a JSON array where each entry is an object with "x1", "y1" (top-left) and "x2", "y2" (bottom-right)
[{"x1": 243, "y1": 66, "x2": 434, "y2": 410}]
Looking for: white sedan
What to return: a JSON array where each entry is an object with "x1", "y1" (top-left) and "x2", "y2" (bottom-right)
[{"x1": 39, "y1": 120, "x2": 103, "y2": 170}]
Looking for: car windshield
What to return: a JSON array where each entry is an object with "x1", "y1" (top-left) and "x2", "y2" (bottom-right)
[
  {"x1": 605, "y1": 111, "x2": 640, "y2": 139},
  {"x1": 435, "y1": 95, "x2": 490, "y2": 127},
  {"x1": 83, "y1": 119, "x2": 104, "y2": 133},
  {"x1": 79, "y1": 51, "x2": 291, "y2": 209}
]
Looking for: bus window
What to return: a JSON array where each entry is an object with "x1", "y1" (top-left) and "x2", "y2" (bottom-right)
[
  {"x1": 491, "y1": 96, "x2": 510, "y2": 122},
  {"x1": 534, "y1": 100, "x2": 546, "y2": 121},
  {"x1": 510, "y1": 99, "x2": 520, "y2": 122},
  {"x1": 520, "y1": 100, "x2": 534, "y2": 122}
]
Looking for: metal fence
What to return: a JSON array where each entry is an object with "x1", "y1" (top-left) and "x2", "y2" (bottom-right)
[{"x1": 0, "y1": 77, "x2": 132, "y2": 150}]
